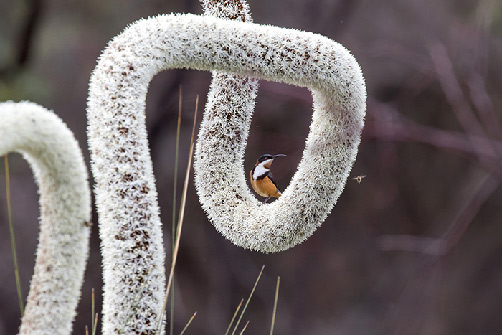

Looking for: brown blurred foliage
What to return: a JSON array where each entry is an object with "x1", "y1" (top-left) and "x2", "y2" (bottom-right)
[{"x1": 0, "y1": 0, "x2": 501, "y2": 334}]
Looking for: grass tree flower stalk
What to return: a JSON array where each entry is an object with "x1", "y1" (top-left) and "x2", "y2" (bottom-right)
[
  {"x1": 191, "y1": 16, "x2": 366, "y2": 252},
  {"x1": 88, "y1": 19, "x2": 365, "y2": 329},
  {"x1": 198, "y1": 0, "x2": 261, "y2": 245},
  {"x1": 0, "y1": 101, "x2": 91, "y2": 335},
  {"x1": 200, "y1": 0, "x2": 259, "y2": 142}
]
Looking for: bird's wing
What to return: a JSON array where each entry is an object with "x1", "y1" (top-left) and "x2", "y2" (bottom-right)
[{"x1": 267, "y1": 171, "x2": 281, "y2": 192}]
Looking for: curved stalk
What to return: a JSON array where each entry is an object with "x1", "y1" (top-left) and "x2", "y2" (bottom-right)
[
  {"x1": 88, "y1": 20, "x2": 365, "y2": 316},
  {"x1": 0, "y1": 101, "x2": 91, "y2": 335},
  {"x1": 191, "y1": 15, "x2": 367, "y2": 252},
  {"x1": 200, "y1": 0, "x2": 259, "y2": 159}
]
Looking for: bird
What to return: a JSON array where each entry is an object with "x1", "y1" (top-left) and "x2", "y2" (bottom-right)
[{"x1": 249, "y1": 153, "x2": 286, "y2": 202}]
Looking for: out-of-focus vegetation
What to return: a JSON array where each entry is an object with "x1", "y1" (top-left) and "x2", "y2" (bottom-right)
[{"x1": 0, "y1": 0, "x2": 501, "y2": 334}]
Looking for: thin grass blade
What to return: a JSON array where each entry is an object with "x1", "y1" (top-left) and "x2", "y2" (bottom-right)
[
  {"x1": 239, "y1": 321, "x2": 250, "y2": 335},
  {"x1": 92, "y1": 313, "x2": 99, "y2": 335},
  {"x1": 157, "y1": 95, "x2": 199, "y2": 332},
  {"x1": 91, "y1": 288, "x2": 95, "y2": 333},
  {"x1": 224, "y1": 298, "x2": 244, "y2": 335},
  {"x1": 269, "y1": 277, "x2": 280, "y2": 335},
  {"x1": 170, "y1": 85, "x2": 183, "y2": 335},
  {"x1": 179, "y1": 311, "x2": 197, "y2": 335},
  {"x1": 4, "y1": 155, "x2": 24, "y2": 316},
  {"x1": 231, "y1": 265, "x2": 265, "y2": 335}
]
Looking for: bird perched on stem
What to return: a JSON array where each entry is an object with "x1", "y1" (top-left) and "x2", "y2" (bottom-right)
[{"x1": 249, "y1": 154, "x2": 286, "y2": 202}]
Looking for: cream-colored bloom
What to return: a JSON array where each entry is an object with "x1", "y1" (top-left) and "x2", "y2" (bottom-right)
[
  {"x1": 191, "y1": 15, "x2": 367, "y2": 252},
  {"x1": 88, "y1": 19, "x2": 365, "y2": 331},
  {"x1": 0, "y1": 101, "x2": 90, "y2": 335},
  {"x1": 201, "y1": 0, "x2": 252, "y2": 21}
]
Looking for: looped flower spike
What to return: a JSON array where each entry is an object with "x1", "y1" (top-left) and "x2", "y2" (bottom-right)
[
  {"x1": 195, "y1": 0, "x2": 367, "y2": 253},
  {"x1": 193, "y1": 17, "x2": 367, "y2": 252},
  {"x1": 0, "y1": 101, "x2": 91, "y2": 335},
  {"x1": 88, "y1": 12, "x2": 365, "y2": 332},
  {"x1": 89, "y1": 11, "x2": 365, "y2": 276}
]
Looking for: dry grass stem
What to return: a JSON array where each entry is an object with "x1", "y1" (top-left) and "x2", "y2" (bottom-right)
[{"x1": 157, "y1": 96, "x2": 199, "y2": 332}]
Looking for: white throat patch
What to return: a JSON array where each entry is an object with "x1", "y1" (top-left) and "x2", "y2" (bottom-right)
[{"x1": 253, "y1": 163, "x2": 270, "y2": 179}]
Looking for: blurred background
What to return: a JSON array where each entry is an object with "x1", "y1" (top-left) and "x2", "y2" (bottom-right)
[{"x1": 1, "y1": 0, "x2": 501, "y2": 334}]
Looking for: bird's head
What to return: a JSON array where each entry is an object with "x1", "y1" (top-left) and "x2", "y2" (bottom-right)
[{"x1": 255, "y1": 153, "x2": 286, "y2": 168}]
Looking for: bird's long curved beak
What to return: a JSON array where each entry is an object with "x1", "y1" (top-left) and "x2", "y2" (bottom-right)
[{"x1": 273, "y1": 154, "x2": 287, "y2": 158}]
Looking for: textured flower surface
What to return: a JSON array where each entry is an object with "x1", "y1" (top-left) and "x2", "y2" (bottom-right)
[
  {"x1": 89, "y1": 22, "x2": 365, "y2": 327},
  {"x1": 0, "y1": 101, "x2": 91, "y2": 335},
  {"x1": 189, "y1": 15, "x2": 367, "y2": 252},
  {"x1": 195, "y1": 0, "x2": 367, "y2": 253}
]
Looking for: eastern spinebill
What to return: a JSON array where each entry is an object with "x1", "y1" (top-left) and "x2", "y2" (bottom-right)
[{"x1": 249, "y1": 153, "x2": 286, "y2": 202}]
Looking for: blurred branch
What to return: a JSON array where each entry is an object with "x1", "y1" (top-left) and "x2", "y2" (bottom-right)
[
  {"x1": 428, "y1": 42, "x2": 500, "y2": 168},
  {"x1": 383, "y1": 169, "x2": 500, "y2": 334},
  {"x1": 0, "y1": 0, "x2": 43, "y2": 79},
  {"x1": 375, "y1": 7, "x2": 502, "y2": 331},
  {"x1": 440, "y1": 173, "x2": 499, "y2": 251},
  {"x1": 364, "y1": 99, "x2": 502, "y2": 168},
  {"x1": 378, "y1": 171, "x2": 500, "y2": 256},
  {"x1": 467, "y1": 71, "x2": 502, "y2": 141},
  {"x1": 376, "y1": 35, "x2": 501, "y2": 257},
  {"x1": 16, "y1": 0, "x2": 42, "y2": 69}
]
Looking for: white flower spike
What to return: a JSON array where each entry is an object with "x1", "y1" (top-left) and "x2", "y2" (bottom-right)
[
  {"x1": 201, "y1": 0, "x2": 253, "y2": 21},
  {"x1": 0, "y1": 101, "x2": 91, "y2": 335},
  {"x1": 88, "y1": 22, "x2": 366, "y2": 329},
  {"x1": 190, "y1": 15, "x2": 367, "y2": 252}
]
